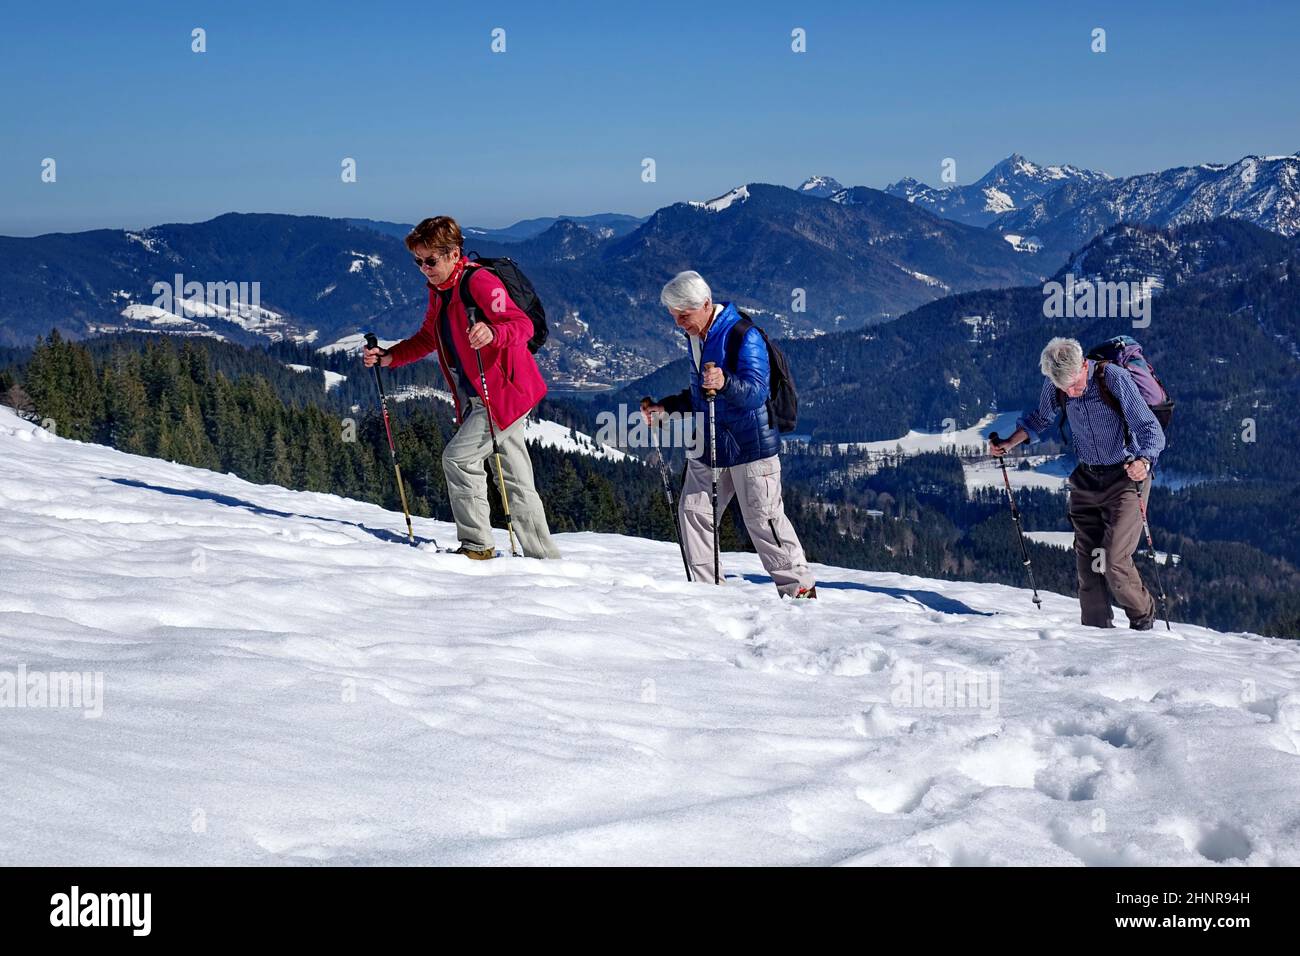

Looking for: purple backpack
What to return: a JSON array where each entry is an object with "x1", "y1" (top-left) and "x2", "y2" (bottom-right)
[
  {"x1": 1054, "y1": 335, "x2": 1174, "y2": 435},
  {"x1": 1087, "y1": 336, "x2": 1173, "y2": 430}
]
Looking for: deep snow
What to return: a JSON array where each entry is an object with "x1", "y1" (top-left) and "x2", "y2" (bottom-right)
[{"x1": 1, "y1": 406, "x2": 1298, "y2": 866}]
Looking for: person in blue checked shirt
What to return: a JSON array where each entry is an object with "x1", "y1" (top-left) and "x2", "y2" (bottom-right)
[
  {"x1": 640, "y1": 271, "x2": 816, "y2": 599},
  {"x1": 989, "y1": 337, "x2": 1165, "y2": 630}
]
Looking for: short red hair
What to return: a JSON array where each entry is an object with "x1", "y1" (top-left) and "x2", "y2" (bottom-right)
[{"x1": 404, "y1": 216, "x2": 463, "y2": 254}]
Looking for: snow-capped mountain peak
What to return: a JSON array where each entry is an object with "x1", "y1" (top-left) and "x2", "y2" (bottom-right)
[
  {"x1": 883, "y1": 154, "x2": 1111, "y2": 227},
  {"x1": 690, "y1": 184, "x2": 750, "y2": 212},
  {"x1": 882, "y1": 176, "x2": 927, "y2": 203},
  {"x1": 978, "y1": 153, "x2": 1113, "y2": 190},
  {"x1": 796, "y1": 175, "x2": 847, "y2": 198}
]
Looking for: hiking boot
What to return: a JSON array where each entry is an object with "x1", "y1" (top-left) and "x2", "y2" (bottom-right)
[
  {"x1": 792, "y1": 586, "x2": 818, "y2": 600},
  {"x1": 1130, "y1": 618, "x2": 1155, "y2": 631},
  {"x1": 453, "y1": 545, "x2": 495, "y2": 560}
]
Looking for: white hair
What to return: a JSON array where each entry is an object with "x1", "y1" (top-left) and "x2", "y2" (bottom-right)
[
  {"x1": 659, "y1": 271, "x2": 712, "y2": 312},
  {"x1": 1040, "y1": 337, "x2": 1085, "y2": 389}
]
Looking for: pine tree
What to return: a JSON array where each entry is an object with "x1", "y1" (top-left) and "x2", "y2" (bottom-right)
[
  {"x1": 584, "y1": 474, "x2": 625, "y2": 530},
  {"x1": 269, "y1": 430, "x2": 293, "y2": 487},
  {"x1": 103, "y1": 358, "x2": 151, "y2": 455},
  {"x1": 174, "y1": 402, "x2": 219, "y2": 470},
  {"x1": 547, "y1": 459, "x2": 584, "y2": 532},
  {"x1": 154, "y1": 399, "x2": 174, "y2": 461},
  {"x1": 298, "y1": 417, "x2": 331, "y2": 493}
]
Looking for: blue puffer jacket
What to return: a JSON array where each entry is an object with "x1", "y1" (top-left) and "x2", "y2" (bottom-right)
[{"x1": 662, "y1": 303, "x2": 781, "y2": 468}]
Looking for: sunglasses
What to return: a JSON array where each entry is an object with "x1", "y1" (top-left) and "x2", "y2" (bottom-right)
[{"x1": 411, "y1": 251, "x2": 448, "y2": 268}]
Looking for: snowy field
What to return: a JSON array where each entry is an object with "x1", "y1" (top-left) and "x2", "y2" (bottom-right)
[
  {"x1": 839, "y1": 412, "x2": 1022, "y2": 457},
  {"x1": 286, "y1": 364, "x2": 347, "y2": 393},
  {"x1": 830, "y1": 412, "x2": 1074, "y2": 492},
  {"x1": 2, "y1": 406, "x2": 1298, "y2": 866},
  {"x1": 1027, "y1": 531, "x2": 1179, "y2": 566},
  {"x1": 1026, "y1": 531, "x2": 1077, "y2": 550},
  {"x1": 965, "y1": 455, "x2": 1073, "y2": 492},
  {"x1": 846, "y1": 411, "x2": 1204, "y2": 496}
]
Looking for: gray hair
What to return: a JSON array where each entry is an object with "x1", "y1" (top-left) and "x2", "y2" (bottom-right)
[
  {"x1": 1040, "y1": 337, "x2": 1085, "y2": 389},
  {"x1": 660, "y1": 270, "x2": 712, "y2": 312}
]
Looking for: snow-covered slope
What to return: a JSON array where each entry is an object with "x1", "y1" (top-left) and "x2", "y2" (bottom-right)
[
  {"x1": 110, "y1": 291, "x2": 316, "y2": 345},
  {"x1": 318, "y1": 332, "x2": 379, "y2": 356},
  {"x1": 690, "y1": 185, "x2": 750, "y2": 212},
  {"x1": 522, "y1": 417, "x2": 628, "y2": 462},
  {"x1": 1, "y1": 405, "x2": 1298, "y2": 866},
  {"x1": 286, "y1": 363, "x2": 347, "y2": 392}
]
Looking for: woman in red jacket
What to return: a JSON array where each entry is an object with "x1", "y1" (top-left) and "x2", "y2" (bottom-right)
[{"x1": 363, "y1": 216, "x2": 559, "y2": 559}]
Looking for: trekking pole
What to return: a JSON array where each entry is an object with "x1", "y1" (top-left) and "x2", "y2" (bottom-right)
[
  {"x1": 1134, "y1": 477, "x2": 1172, "y2": 631},
  {"x1": 642, "y1": 398, "x2": 692, "y2": 581},
  {"x1": 466, "y1": 307, "x2": 520, "y2": 557},
  {"x1": 988, "y1": 432, "x2": 1042, "y2": 609},
  {"x1": 704, "y1": 362, "x2": 721, "y2": 585},
  {"x1": 363, "y1": 332, "x2": 416, "y2": 545}
]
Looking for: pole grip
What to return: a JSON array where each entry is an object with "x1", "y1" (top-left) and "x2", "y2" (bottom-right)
[
  {"x1": 364, "y1": 332, "x2": 389, "y2": 399},
  {"x1": 703, "y1": 361, "x2": 717, "y2": 398}
]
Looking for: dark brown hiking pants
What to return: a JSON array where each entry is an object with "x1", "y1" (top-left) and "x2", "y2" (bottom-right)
[{"x1": 1067, "y1": 463, "x2": 1156, "y2": 629}]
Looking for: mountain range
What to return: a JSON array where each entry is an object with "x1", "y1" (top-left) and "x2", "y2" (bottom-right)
[
  {"x1": 0, "y1": 183, "x2": 1045, "y2": 384},
  {"x1": 873, "y1": 151, "x2": 1300, "y2": 267},
  {"x1": 994, "y1": 153, "x2": 1300, "y2": 262},
  {"x1": 3, "y1": 149, "x2": 1298, "y2": 390},
  {"x1": 347, "y1": 213, "x2": 647, "y2": 244},
  {"x1": 882, "y1": 154, "x2": 1112, "y2": 228}
]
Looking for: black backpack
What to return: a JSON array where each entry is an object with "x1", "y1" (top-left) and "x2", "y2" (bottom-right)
[
  {"x1": 457, "y1": 254, "x2": 549, "y2": 353},
  {"x1": 723, "y1": 311, "x2": 798, "y2": 433}
]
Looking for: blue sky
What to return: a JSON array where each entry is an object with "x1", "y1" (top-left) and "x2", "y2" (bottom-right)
[{"x1": 2, "y1": 0, "x2": 1297, "y2": 235}]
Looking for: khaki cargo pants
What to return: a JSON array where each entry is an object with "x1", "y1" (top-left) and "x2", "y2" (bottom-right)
[
  {"x1": 679, "y1": 454, "x2": 815, "y2": 596},
  {"x1": 443, "y1": 397, "x2": 560, "y2": 559}
]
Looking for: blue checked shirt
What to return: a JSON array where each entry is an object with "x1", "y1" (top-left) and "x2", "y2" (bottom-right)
[{"x1": 1018, "y1": 360, "x2": 1164, "y2": 466}]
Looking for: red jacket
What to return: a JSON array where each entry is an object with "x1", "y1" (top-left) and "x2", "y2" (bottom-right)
[{"x1": 387, "y1": 262, "x2": 546, "y2": 430}]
